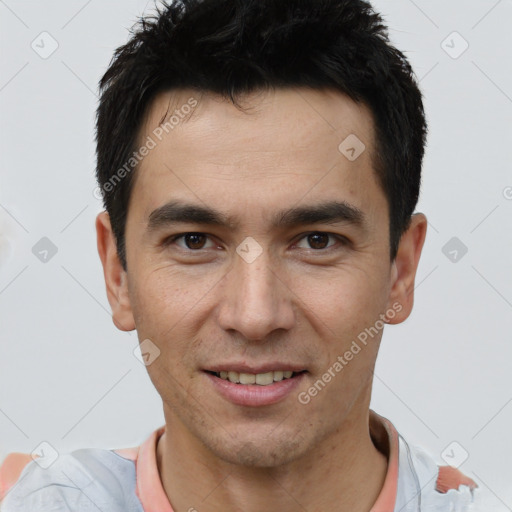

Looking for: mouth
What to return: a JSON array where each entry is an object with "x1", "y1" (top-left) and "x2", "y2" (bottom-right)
[
  {"x1": 205, "y1": 370, "x2": 307, "y2": 386},
  {"x1": 203, "y1": 368, "x2": 308, "y2": 407}
]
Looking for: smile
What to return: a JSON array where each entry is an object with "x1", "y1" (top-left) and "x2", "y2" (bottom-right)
[
  {"x1": 204, "y1": 370, "x2": 308, "y2": 406},
  {"x1": 211, "y1": 370, "x2": 299, "y2": 385}
]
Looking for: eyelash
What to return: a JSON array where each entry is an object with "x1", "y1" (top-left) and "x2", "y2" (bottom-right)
[{"x1": 163, "y1": 231, "x2": 349, "y2": 253}]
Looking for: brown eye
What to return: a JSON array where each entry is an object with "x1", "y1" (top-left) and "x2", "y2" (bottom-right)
[
  {"x1": 295, "y1": 232, "x2": 340, "y2": 250},
  {"x1": 306, "y1": 233, "x2": 331, "y2": 249},
  {"x1": 165, "y1": 233, "x2": 215, "y2": 250},
  {"x1": 183, "y1": 233, "x2": 207, "y2": 249}
]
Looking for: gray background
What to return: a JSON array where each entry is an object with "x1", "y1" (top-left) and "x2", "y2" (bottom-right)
[{"x1": 1, "y1": 0, "x2": 511, "y2": 508}]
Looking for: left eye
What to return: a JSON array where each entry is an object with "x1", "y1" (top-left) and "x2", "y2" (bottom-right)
[{"x1": 295, "y1": 232, "x2": 341, "y2": 250}]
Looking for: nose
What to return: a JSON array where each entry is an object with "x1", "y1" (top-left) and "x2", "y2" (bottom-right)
[{"x1": 217, "y1": 248, "x2": 296, "y2": 342}]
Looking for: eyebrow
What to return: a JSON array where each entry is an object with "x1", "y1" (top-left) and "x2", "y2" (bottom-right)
[{"x1": 147, "y1": 200, "x2": 366, "y2": 232}]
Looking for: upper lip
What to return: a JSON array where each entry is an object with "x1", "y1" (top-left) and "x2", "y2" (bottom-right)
[{"x1": 204, "y1": 364, "x2": 307, "y2": 374}]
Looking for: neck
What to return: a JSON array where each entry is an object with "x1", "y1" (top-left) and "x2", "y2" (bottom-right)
[{"x1": 156, "y1": 407, "x2": 388, "y2": 512}]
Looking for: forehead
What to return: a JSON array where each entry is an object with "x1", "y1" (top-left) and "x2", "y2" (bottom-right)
[
  {"x1": 129, "y1": 87, "x2": 386, "y2": 229},
  {"x1": 139, "y1": 87, "x2": 375, "y2": 160}
]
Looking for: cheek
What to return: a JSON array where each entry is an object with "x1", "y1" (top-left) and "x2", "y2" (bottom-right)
[
  {"x1": 128, "y1": 272, "x2": 179, "y2": 350},
  {"x1": 132, "y1": 266, "x2": 202, "y2": 322},
  {"x1": 294, "y1": 264, "x2": 390, "y2": 332},
  {"x1": 128, "y1": 266, "x2": 220, "y2": 361}
]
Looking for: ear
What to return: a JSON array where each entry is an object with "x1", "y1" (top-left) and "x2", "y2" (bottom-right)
[
  {"x1": 385, "y1": 213, "x2": 427, "y2": 324},
  {"x1": 96, "y1": 211, "x2": 135, "y2": 331}
]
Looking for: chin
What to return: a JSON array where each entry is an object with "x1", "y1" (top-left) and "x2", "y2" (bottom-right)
[{"x1": 205, "y1": 426, "x2": 310, "y2": 468}]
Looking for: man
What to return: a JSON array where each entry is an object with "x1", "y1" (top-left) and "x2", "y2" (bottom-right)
[{"x1": 0, "y1": 0, "x2": 481, "y2": 510}]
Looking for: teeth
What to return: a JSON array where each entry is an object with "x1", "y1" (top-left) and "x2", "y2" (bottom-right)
[
  {"x1": 228, "y1": 371, "x2": 240, "y2": 383},
  {"x1": 255, "y1": 372, "x2": 273, "y2": 385},
  {"x1": 216, "y1": 370, "x2": 298, "y2": 385},
  {"x1": 273, "y1": 371, "x2": 284, "y2": 381},
  {"x1": 239, "y1": 372, "x2": 256, "y2": 384}
]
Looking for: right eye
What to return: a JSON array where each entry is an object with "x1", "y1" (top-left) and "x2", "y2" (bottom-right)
[{"x1": 163, "y1": 232, "x2": 217, "y2": 251}]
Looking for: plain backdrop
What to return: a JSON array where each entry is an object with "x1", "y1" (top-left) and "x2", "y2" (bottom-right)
[{"x1": 1, "y1": 0, "x2": 511, "y2": 508}]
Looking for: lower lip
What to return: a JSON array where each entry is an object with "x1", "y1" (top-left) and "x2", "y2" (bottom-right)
[{"x1": 204, "y1": 371, "x2": 307, "y2": 407}]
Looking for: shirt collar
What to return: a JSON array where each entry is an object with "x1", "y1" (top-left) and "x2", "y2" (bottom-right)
[
  {"x1": 135, "y1": 409, "x2": 399, "y2": 512},
  {"x1": 368, "y1": 409, "x2": 399, "y2": 512}
]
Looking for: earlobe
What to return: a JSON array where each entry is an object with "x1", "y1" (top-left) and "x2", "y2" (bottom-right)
[
  {"x1": 96, "y1": 211, "x2": 136, "y2": 331},
  {"x1": 386, "y1": 213, "x2": 428, "y2": 325}
]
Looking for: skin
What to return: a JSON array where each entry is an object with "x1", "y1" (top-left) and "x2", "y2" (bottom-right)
[{"x1": 96, "y1": 87, "x2": 427, "y2": 512}]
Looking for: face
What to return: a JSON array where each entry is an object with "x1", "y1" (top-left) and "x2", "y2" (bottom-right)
[{"x1": 97, "y1": 87, "x2": 424, "y2": 468}]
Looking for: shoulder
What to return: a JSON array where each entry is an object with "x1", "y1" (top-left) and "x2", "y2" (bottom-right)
[
  {"x1": 0, "y1": 448, "x2": 143, "y2": 512},
  {"x1": 396, "y1": 436, "x2": 483, "y2": 511}
]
